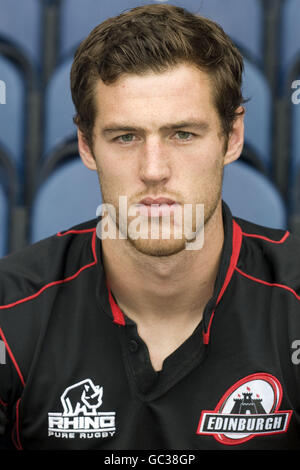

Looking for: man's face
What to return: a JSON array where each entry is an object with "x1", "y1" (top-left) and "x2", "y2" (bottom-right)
[{"x1": 80, "y1": 63, "x2": 243, "y2": 256}]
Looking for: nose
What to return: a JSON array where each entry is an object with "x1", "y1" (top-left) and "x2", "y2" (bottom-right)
[{"x1": 139, "y1": 136, "x2": 171, "y2": 185}]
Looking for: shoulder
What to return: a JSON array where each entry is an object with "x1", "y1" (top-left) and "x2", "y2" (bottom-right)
[
  {"x1": 0, "y1": 217, "x2": 98, "y2": 309},
  {"x1": 0, "y1": 218, "x2": 99, "y2": 400},
  {"x1": 234, "y1": 216, "x2": 291, "y2": 244},
  {"x1": 234, "y1": 216, "x2": 300, "y2": 299}
]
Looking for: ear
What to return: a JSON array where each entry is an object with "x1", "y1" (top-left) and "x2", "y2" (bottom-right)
[
  {"x1": 223, "y1": 107, "x2": 245, "y2": 166},
  {"x1": 77, "y1": 128, "x2": 97, "y2": 171}
]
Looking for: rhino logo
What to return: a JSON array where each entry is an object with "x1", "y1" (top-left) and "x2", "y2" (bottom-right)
[
  {"x1": 48, "y1": 379, "x2": 116, "y2": 440},
  {"x1": 60, "y1": 379, "x2": 103, "y2": 416}
]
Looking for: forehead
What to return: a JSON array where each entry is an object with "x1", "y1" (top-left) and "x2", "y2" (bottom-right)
[{"x1": 93, "y1": 63, "x2": 219, "y2": 126}]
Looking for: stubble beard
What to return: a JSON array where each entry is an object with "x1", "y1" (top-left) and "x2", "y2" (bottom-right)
[
  {"x1": 100, "y1": 177, "x2": 223, "y2": 258},
  {"x1": 96, "y1": 148, "x2": 224, "y2": 257}
]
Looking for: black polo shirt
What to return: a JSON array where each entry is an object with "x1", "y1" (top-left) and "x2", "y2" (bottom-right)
[{"x1": 0, "y1": 201, "x2": 300, "y2": 450}]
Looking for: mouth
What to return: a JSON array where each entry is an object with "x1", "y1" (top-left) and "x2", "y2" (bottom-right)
[
  {"x1": 135, "y1": 197, "x2": 180, "y2": 217},
  {"x1": 139, "y1": 197, "x2": 177, "y2": 206}
]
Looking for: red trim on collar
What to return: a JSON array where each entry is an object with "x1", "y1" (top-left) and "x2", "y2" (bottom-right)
[
  {"x1": 203, "y1": 220, "x2": 243, "y2": 345},
  {"x1": 107, "y1": 220, "x2": 244, "y2": 331},
  {"x1": 241, "y1": 230, "x2": 290, "y2": 244},
  {"x1": 107, "y1": 283, "x2": 126, "y2": 326}
]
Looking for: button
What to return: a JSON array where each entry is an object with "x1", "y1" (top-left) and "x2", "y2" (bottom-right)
[{"x1": 129, "y1": 339, "x2": 139, "y2": 353}]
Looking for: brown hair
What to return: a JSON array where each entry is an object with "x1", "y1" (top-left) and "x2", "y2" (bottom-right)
[{"x1": 70, "y1": 3, "x2": 246, "y2": 150}]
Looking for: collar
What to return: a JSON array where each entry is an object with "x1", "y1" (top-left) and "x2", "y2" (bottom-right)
[
  {"x1": 201, "y1": 201, "x2": 243, "y2": 343},
  {"x1": 95, "y1": 200, "x2": 243, "y2": 344}
]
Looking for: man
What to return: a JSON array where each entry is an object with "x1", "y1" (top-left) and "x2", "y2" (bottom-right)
[{"x1": 0, "y1": 3, "x2": 299, "y2": 450}]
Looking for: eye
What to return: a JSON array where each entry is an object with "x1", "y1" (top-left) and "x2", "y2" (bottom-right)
[
  {"x1": 175, "y1": 131, "x2": 194, "y2": 140},
  {"x1": 115, "y1": 134, "x2": 135, "y2": 143}
]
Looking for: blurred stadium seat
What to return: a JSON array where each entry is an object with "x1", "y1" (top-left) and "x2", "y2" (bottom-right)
[
  {"x1": 58, "y1": 0, "x2": 263, "y2": 63},
  {"x1": 279, "y1": 0, "x2": 300, "y2": 91},
  {"x1": 0, "y1": 54, "x2": 26, "y2": 174},
  {"x1": 0, "y1": 0, "x2": 42, "y2": 69},
  {"x1": 43, "y1": 55, "x2": 75, "y2": 158},
  {"x1": 279, "y1": 2, "x2": 300, "y2": 229},
  {"x1": 194, "y1": 0, "x2": 264, "y2": 65},
  {"x1": 0, "y1": 183, "x2": 8, "y2": 258},
  {"x1": 0, "y1": 142, "x2": 25, "y2": 255},
  {"x1": 288, "y1": 72, "x2": 300, "y2": 224},
  {"x1": 223, "y1": 160, "x2": 287, "y2": 229},
  {"x1": 290, "y1": 78, "x2": 300, "y2": 181},
  {"x1": 30, "y1": 157, "x2": 101, "y2": 243},
  {"x1": 242, "y1": 57, "x2": 272, "y2": 173},
  {"x1": 0, "y1": 164, "x2": 10, "y2": 257},
  {"x1": 0, "y1": 183, "x2": 8, "y2": 257},
  {"x1": 59, "y1": 0, "x2": 201, "y2": 60}
]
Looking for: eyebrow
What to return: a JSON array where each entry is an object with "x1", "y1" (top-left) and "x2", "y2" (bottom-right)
[{"x1": 101, "y1": 121, "x2": 210, "y2": 136}]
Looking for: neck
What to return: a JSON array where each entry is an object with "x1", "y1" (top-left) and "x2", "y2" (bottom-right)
[{"x1": 101, "y1": 200, "x2": 225, "y2": 327}]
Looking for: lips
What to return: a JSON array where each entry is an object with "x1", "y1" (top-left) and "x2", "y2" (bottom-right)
[
  {"x1": 139, "y1": 197, "x2": 176, "y2": 206},
  {"x1": 135, "y1": 197, "x2": 180, "y2": 218}
]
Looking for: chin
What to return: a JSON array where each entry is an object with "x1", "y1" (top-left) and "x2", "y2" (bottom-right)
[{"x1": 128, "y1": 236, "x2": 187, "y2": 257}]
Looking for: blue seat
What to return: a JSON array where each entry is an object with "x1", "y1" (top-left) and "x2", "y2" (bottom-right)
[
  {"x1": 0, "y1": 173, "x2": 9, "y2": 258},
  {"x1": 59, "y1": 0, "x2": 263, "y2": 63},
  {"x1": 242, "y1": 58, "x2": 272, "y2": 173},
  {"x1": 30, "y1": 158, "x2": 102, "y2": 243},
  {"x1": 288, "y1": 74, "x2": 300, "y2": 215},
  {"x1": 222, "y1": 160, "x2": 287, "y2": 229},
  {"x1": 279, "y1": 0, "x2": 300, "y2": 90},
  {"x1": 60, "y1": 0, "x2": 197, "y2": 60},
  {"x1": 0, "y1": 54, "x2": 26, "y2": 174},
  {"x1": 0, "y1": 185, "x2": 8, "y2": 258},
  {"x1": 43, "y1": 56, "x2": 76, "y2": 157},
  {"x1": 290, "y1": 76, "x2": 300, "y2": 173},
  {"x1": 0, "y1": 0, "x2": 42, "y2": 68},
  {"x1": 193, "y1": 0, "x2": 264, "y2": 65}
]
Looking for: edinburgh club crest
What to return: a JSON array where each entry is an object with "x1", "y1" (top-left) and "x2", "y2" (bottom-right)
[{"x1": 197, "y1": 373, "x2": 292, "y2": 445}]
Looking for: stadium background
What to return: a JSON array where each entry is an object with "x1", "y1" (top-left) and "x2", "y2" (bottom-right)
[{"x1": 0, "y1": 0, "x2": 299, "y2": 258}]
